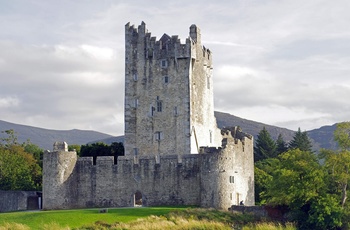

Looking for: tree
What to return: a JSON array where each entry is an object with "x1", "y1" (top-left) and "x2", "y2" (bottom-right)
[
  {"x1": 264, "y1": 149, "x2": 325, "y2": 208},
  {"x1": 276, "y1": 134, "x2": 288, "y2": 155},
  {"x1": 320, "y1": 122, "x2": 350, "y2": 208},
  {"x1": 80, "y1": 142, "x2": 124, "y2": 164},
  {"x1": 68, "y1": 144, "x2": 81, "y2": 155},
  {"x1": 254, "y1": 158, "x2": 278, "y2": 204},
  {"x1": 288, "y1": 127, "x2": 312, "y2": 152},
  {"x1": 334, "y1": 122, "x2": 350, "y2": 151},
  {"x1": 0, "y1": 130, "x2": 42, "y2": 191},
  {"x1": 0, "y1": 129, "x2": 19, "y2": 147},
  {"x1": 23, "y1": 140, "x2": 44, "y2": 168},
  {"x1": 254, "y1": 127, "x2": 277, "y2": 162},
  {"x1": 263, "y1": 149, "x2": 342, "y2": 229}
]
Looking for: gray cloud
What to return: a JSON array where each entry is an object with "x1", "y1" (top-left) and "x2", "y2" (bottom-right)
[{"x1": 0, "y1": 0, "x2": 349, "y2": 136}]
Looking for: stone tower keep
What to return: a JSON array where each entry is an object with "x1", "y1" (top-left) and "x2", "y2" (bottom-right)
[{"x1": 124, "y1": 22, "x2": 221, "y2": 156}]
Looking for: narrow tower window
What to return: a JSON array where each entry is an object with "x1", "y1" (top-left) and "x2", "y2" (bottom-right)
[
  {"x1": 157, "y1": 101, "x2": 162, "y2": 112},
  {"x1": 150, "y1": 106, "x2": 155, "y2": 116},
  {"x1": 164, "y1": 76, "x2": 169, "y2": 84},
  {"x1": 229, "y1": 176, "x2": 234, "y2": 183},
  {"x1": 132, "y1": 99, "x2": 139, "y2": 108},
  {"x1": 174, "y1": 106, "x2": 178, "y2": 116},
  {"x1": 154, "y1": 131, "x2": 163, "y2": 141},
  {"x1": 160, "y1": 59, "x2": 168, "y2": 68},
  {"x1": 156, "y1": 96, "x2": 162, "y2": 112}
]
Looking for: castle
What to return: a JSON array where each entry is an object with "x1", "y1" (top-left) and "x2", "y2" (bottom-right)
[{"x1": 42, "y1": 22, "x2": 254, "y2": 210}]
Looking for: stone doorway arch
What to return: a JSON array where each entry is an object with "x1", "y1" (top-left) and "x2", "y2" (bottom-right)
[{"x1": 134, "y1": 191, "x2": 142, "y2": 207}]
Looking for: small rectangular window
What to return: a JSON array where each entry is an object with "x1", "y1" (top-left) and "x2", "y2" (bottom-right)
[
  {"x1": 133, "y1": 148, "x2": 138, "y2": 156},
  {"x1": 157, "y1": 101, "x2": 162, "y2": 112},
  {"x1": 164, "y1": 76, "x2": 169, "y2": 84},
  {"x1": 132, "y1": 99, "x2": 138, "y2": 108},
  {"x1": 160, "y1": 59, "x2": 168, "y2": 68},
  {"x1": 229, "y1": 176, "x2": 234, "y2": 183},
  {"x1": 154, "y1": 131, "x2": 163, "y2": 141},
  {"x1": 150, "y1": 106, "x2": 155, "y2": 116},
  {"x1": 174, "y1": 106, "x2": 178, "y2": 116},
  {"x1": 133, "y1": 74, "x2": 138, "y2": 81}
]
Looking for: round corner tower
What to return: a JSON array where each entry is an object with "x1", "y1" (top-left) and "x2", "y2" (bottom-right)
[{"x1": 42, "y1": 142, "x2": 78, "y2": 210}]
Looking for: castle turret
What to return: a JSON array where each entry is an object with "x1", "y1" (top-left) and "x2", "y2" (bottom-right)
[
  {"x1": 42, "y1": 142, "x2": 77, "y2": 210},
  {"x1": 189, "y1": 24, "x2": 201, "y2": 44}
]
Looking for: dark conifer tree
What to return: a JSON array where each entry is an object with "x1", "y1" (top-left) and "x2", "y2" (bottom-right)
[
  {"x1": 254, "y1": 127, "x2": 277, "y2": 162},
  {"x1": 288, "y1": 127, "x2": 313, "y2": 152},
  {"x1": 276, "y1": 134, "x2": 288, "y2": 155}
]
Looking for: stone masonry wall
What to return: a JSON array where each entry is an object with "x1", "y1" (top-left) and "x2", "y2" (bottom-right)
[
  {"x1": 124, "y1": 22, "x2": 221, "y2": 156},
  {"x1": 43, "y1": 134, "x2": 254, "y2": 210},
  {"x1": 0, "y1": 191, "x2": 40, "y2": 212}
]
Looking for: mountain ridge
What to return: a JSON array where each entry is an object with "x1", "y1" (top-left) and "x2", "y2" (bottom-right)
[
  {"x1": 0, "y1": 111, "x2": 337, "y2": 151},
  {"x1": 0, "y1": 120, "x2": 114, "y2": 150}
]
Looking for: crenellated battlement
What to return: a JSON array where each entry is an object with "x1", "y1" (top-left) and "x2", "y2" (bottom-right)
[{"x1": 125, "y1": 21, "x2": 211, "y2": 67}]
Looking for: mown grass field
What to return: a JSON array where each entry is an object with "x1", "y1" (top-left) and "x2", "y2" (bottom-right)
[
  {"x1": 0, "y1": 207, "x2": 296, "y2": 230},
  {"x1": 0, "y1": 206, "x2": 187, "y2": 229}
]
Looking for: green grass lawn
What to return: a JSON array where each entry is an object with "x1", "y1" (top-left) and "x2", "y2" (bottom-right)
[{"x1": 0, "y1": 206, "x2": 189, "y2": 229}]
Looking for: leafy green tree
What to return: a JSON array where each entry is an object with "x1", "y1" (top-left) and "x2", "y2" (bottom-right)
[
  {"x1": 0, "y1": 130, "x2": 42, "y2": 191},
  {"x1": 23, "y1": 140, "x2": 44, "y2": 168},
  {"x1": 288, "y1": 127, "x2": 312, "y2": 152},
  {"x1": 0, "y1": 129, "x2": 19, "y2": 147},
  {"x1": 320, "y1": 122, "x2": 350, "y2": 208},
  {"x1": 68, "y1": 144, "x2": 81, "y2": 155},
  {"x1": 308, "y1": 194, "x2": 343, "y2": 229},
  {"x1": 0, "y1": 146, "x2": 41, "y2": 191},
  {"x1": 263, "y1": 149, "x2": 342, "y2": 229},
  {"x1": 254, "y1": 127, "x2": 277, "y2": 162},
  {"x1": 334, "y1": 122, "x2": 350, "y2": 151},
  {"x1": 264, "y1": 149, "x2": 324, "y2": 208},
  {"x1": 254, "y1": 158, "x2": 277, "y2": 204},
  {"x1": 276, "y1": 134, "x2": 288, "y2": 155}
]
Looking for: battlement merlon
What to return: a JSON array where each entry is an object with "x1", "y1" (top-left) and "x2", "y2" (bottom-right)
[
  {"x1": 125, "y1": 21, "x2": 212, "y2": 65},
  {"x1": 190, "y1": 24, "x2": 201, "y2": 45},
  {"x1": 222, "y1": 127, "x2": 252, "y2": 140},
  {"x1": 53, "y1": 141, "x2": 68, "y2": 152},
  {"x1": 221, "y1": 127, "x2": 253, "y2": 149}
]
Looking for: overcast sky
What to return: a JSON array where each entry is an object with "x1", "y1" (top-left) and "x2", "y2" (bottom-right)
[{"x1": 0, "y1": 0, "x2": 349, "y2": 136}]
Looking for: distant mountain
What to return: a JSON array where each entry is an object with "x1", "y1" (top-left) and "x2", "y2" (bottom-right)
[
  {"x1": 215, "y1": 111, "x2": 338, "y2": 152},
  {"x1": 215, "y1": 111, "x2": 295, "y2": 142},
  {"x1": 0, "y1": 120, "x2": 114, "y2": 150},
  {"x1": 0, "y1": 112, "x2": 338, "y2": 152},
  {"x1": 307, "y1": 124, "x2": 337, "y2": 150}
]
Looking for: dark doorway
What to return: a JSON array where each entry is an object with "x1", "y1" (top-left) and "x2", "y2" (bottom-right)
[{"x1": 134, "y1": 191, "x2": 142, "y2": 206}]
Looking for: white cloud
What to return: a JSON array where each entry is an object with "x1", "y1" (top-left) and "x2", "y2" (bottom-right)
[{"x1": 0, "y1": 96, "x2": 20, "y2": 108}]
